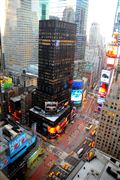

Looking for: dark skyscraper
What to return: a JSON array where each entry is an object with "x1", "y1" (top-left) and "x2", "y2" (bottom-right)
[{"x1": 30, "y1": 20, "x2": 76, "y2": 138}]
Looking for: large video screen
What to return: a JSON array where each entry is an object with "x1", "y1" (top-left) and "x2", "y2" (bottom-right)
[
  {"x1": 71, "y1": 89, "x2": 82, "y2": 103},
  {"x1": 97, "y1": 97, "x2": 105, "y2": 104},
  {"x1": 106, "y1": 57, "x2": 115, "y2": 66},
  {"x1": 106, "y1": 45, "x2": 118, "y2": 58},
  {"x1": 72, "y1": 80, "x2": 83, "y2": 89},
  {"x1": 98, "y1": 83, "x2": 108, "y2": 97}
]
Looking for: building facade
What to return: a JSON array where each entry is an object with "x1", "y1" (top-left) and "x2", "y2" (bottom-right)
[
  {"x1": 3, "y1": 0, "x2": 39, "y2": 72},
  {"x1": 34, "y1": 20, "x2": 76, "y2": 109},
  {"x1": 75, "y1": 0, "x2": 89, "y2": 61},
  {"x1": 62, "y1": 7, "x2": 75, "y2": 23},
  {"x1": 89, "y1": 22, "x2": 101, "y2": 47},
  {"x1": 30, "y1": 20, "x2": 76, "y2": 138},
  {"x1": 113, "y1": 0, "x2": 120, "y2": 76},
  {"x1": 39, "y1": 0, "x2": 50, "y2": 20},
  {"x1": 95, "y1": 82, "x2": 120, "y2": 160},
  {"x1": 0, "y1": 31, "x2": 1, "y2": 70},
  {"x1": 74, "y1": 0, "x2": 89, "y2": 79},
  {"x1": 114, "y1": 0, "x2": 120, "y2": 42}
]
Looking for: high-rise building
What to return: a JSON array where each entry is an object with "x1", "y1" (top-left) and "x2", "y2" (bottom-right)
[
  {"x1": 62, "y1": 6, "x2": 75, "y2": 23},
  {"x1": 3, "y1": 0, "x2": 39, "y2": 73},
  {"x1": 113, "y1": 0, "x2": 120, "y2": 77},
  {"x1": 114, "y1": 0, "x2": 120, "y2": 41},
  {"x1": 75, "y1": 0, "x2": 89, "y2": 61},
  {"x1": 89, "y1": 22, "x2": 101, "y2": 47},
  {"x1": 49, "y1": 0, "x2": 76, "y2": 21},
  {"x1": 29, "y1": 20, "x2": 76, "y2": 138},
  {"x1": 55, "y1": 0, "x2": 68, "y2": 20},
  {"x1": 39, "y1": 0, "x2": 50, "y2": 20},
  {"x1": 0, "y1": 31, "x2": 1, "y2": 70},
  {"x1": 95, "y1": 81, "x2": 120, "y2": 160}
]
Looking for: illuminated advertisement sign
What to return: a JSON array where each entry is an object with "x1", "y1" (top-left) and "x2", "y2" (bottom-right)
[
  {"x1": 0, "y1": 77, "x2": 12, "y2": 92},
  {"x1": 106, "y1": 58, "x2": 115, "y2": 66},
  {"x1": 72, "y1": 80, "x2": 83, "y2": 89},
  {"x1": 71, "y1": 89, "x2": 82, "y2": 103},
  {"x1": 101, "y1": 70, "x2": 111, "y2": 84},
  {"x1": 97, "y1": 97, "x2": 105, "y2": 104},
  {"x1": 106, "y1": 45, "x2": 118, "y2": 58},
  {"x1": 8, "y1": 132, "x2": 27, "y2": 155},
  {"x1": 45, "y1": 101, "x2": 58, "y2": 112},
  {"x1": 98, "y1": 83, "x2": 108, "y2": 97}
]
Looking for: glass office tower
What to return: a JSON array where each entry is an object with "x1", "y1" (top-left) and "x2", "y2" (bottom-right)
[
  {"x1": 39, "y1": 0, "x2": 50, "y2": 20},
  {"x1": 3, "y1": 0, "x2": 39, "y2": 73},
  {"x1": 114, "y1": 0, "x2": 120, "y2": 37},
  {"x1": 114, "y1": 0, "x2": 120, "y2": 76},
  {"x1": 75, "y1": 0, "x2": 89, "y2": 61}
]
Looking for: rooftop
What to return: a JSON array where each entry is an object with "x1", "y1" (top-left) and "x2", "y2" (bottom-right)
[
  {"x1": 10, "y1": 96, "x2": 21, "y2": 102},
  {"x1": 67, "y1": 149, "x2": 120, "y2": 180},
  {"x1": 0, "y1": 120, "x2": 32, "y2": 161},
  {"x1": 30, "y1": 105, "x2": 70, "y2": 122}
]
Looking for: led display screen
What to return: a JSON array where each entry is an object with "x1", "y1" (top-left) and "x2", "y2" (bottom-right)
[
  {"x1": 8, "y1": 132, "x2": 26, "y2": 155},
  {"x1": 106, "y1": 45, "x2": 118, "y2": 58},
  {"x1": 72, "y1": 81, "x2": 83, "y2": 89},
  {"x1": 106, "y1": 57, "x2": 115, "y2": 66},
  {"x1": 71, "y1": 89, "x2": 82, "y2": 103},
  {"x1": 101, "y1": 70, "x2": 111, "y2": 84},
  {"x1": 98, "y1": 83, "x2": 108, "y2": 97},
  {"x1": 97, "y1": 97, "x2": 105, "y2": 104},
  {"x1": 0, "y1": 77, "x2": 12, "y2": 92},
  {"x1": 45, "y1": 101, "x2": 58, "y2": 112}
]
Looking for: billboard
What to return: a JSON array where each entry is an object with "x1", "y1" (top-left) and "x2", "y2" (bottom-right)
[
  {"x1": 72, "y1": 80, "x2": 83, "y2": 89},
  {"x1": 106, "y1": 45, "x2": 118, "y2": 58},
  {"x1": 98, "y1": 83, "x2": 108, "y2": 97},
  {"x1": 97, "y1": 97, "x2": 105, "y2": 104},
  {"x1": 71, "y1": 89, "x2": 82, "y2": 103},
  {"x1": 0, "y1": 76, "x2": 12, "y2": 92},
  {"x1": 101, "y1": 70, "x2": 111, "y2": 84},
  {"x1": 106, "y1": 58, "x2": 115, "y2": 67},
  {"x1": 45, "y1": 101, "x2": 58, "y2": 112},
  {"x1": 8, "y1": 132, "x2": 27, "y2": 155}
]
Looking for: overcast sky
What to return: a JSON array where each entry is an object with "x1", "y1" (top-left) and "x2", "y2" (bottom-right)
[{"x1": 87, "y1": 0, "x2": 117, "y2": 42}]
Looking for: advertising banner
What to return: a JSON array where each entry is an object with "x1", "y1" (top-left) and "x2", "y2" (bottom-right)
[
  {"x1": 45, "y1": 101, "x2": 58, "y2": 112},
  {"x1": 97, "y1": 97, "x2": 105, "y2": 104},
  {"x1": 106, "y1": 45, "x2": 118, "y2": 58},
  {"x1": 101, "y1": 70, "x2": 111, "y2": 84},
  {"x1": 72, "y1": 80, "x2": 83, "y2": 89},
  {"x1": 0, "y1": 77, "x2": 12, "y2": 92},
  {"x1": 71, "y1": 89, "x2": 82, "y2": 103},
  {"x1": 8, "y1": 132, "x2": 26, "y2": 155},
  {"x1": 106, "y1": 57, "x2": 115, "y2": 67}
]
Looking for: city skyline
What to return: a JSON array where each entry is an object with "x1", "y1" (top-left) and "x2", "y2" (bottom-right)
[{"x1": 0, "y1": 0, "x2": 118, "y2": 42}]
